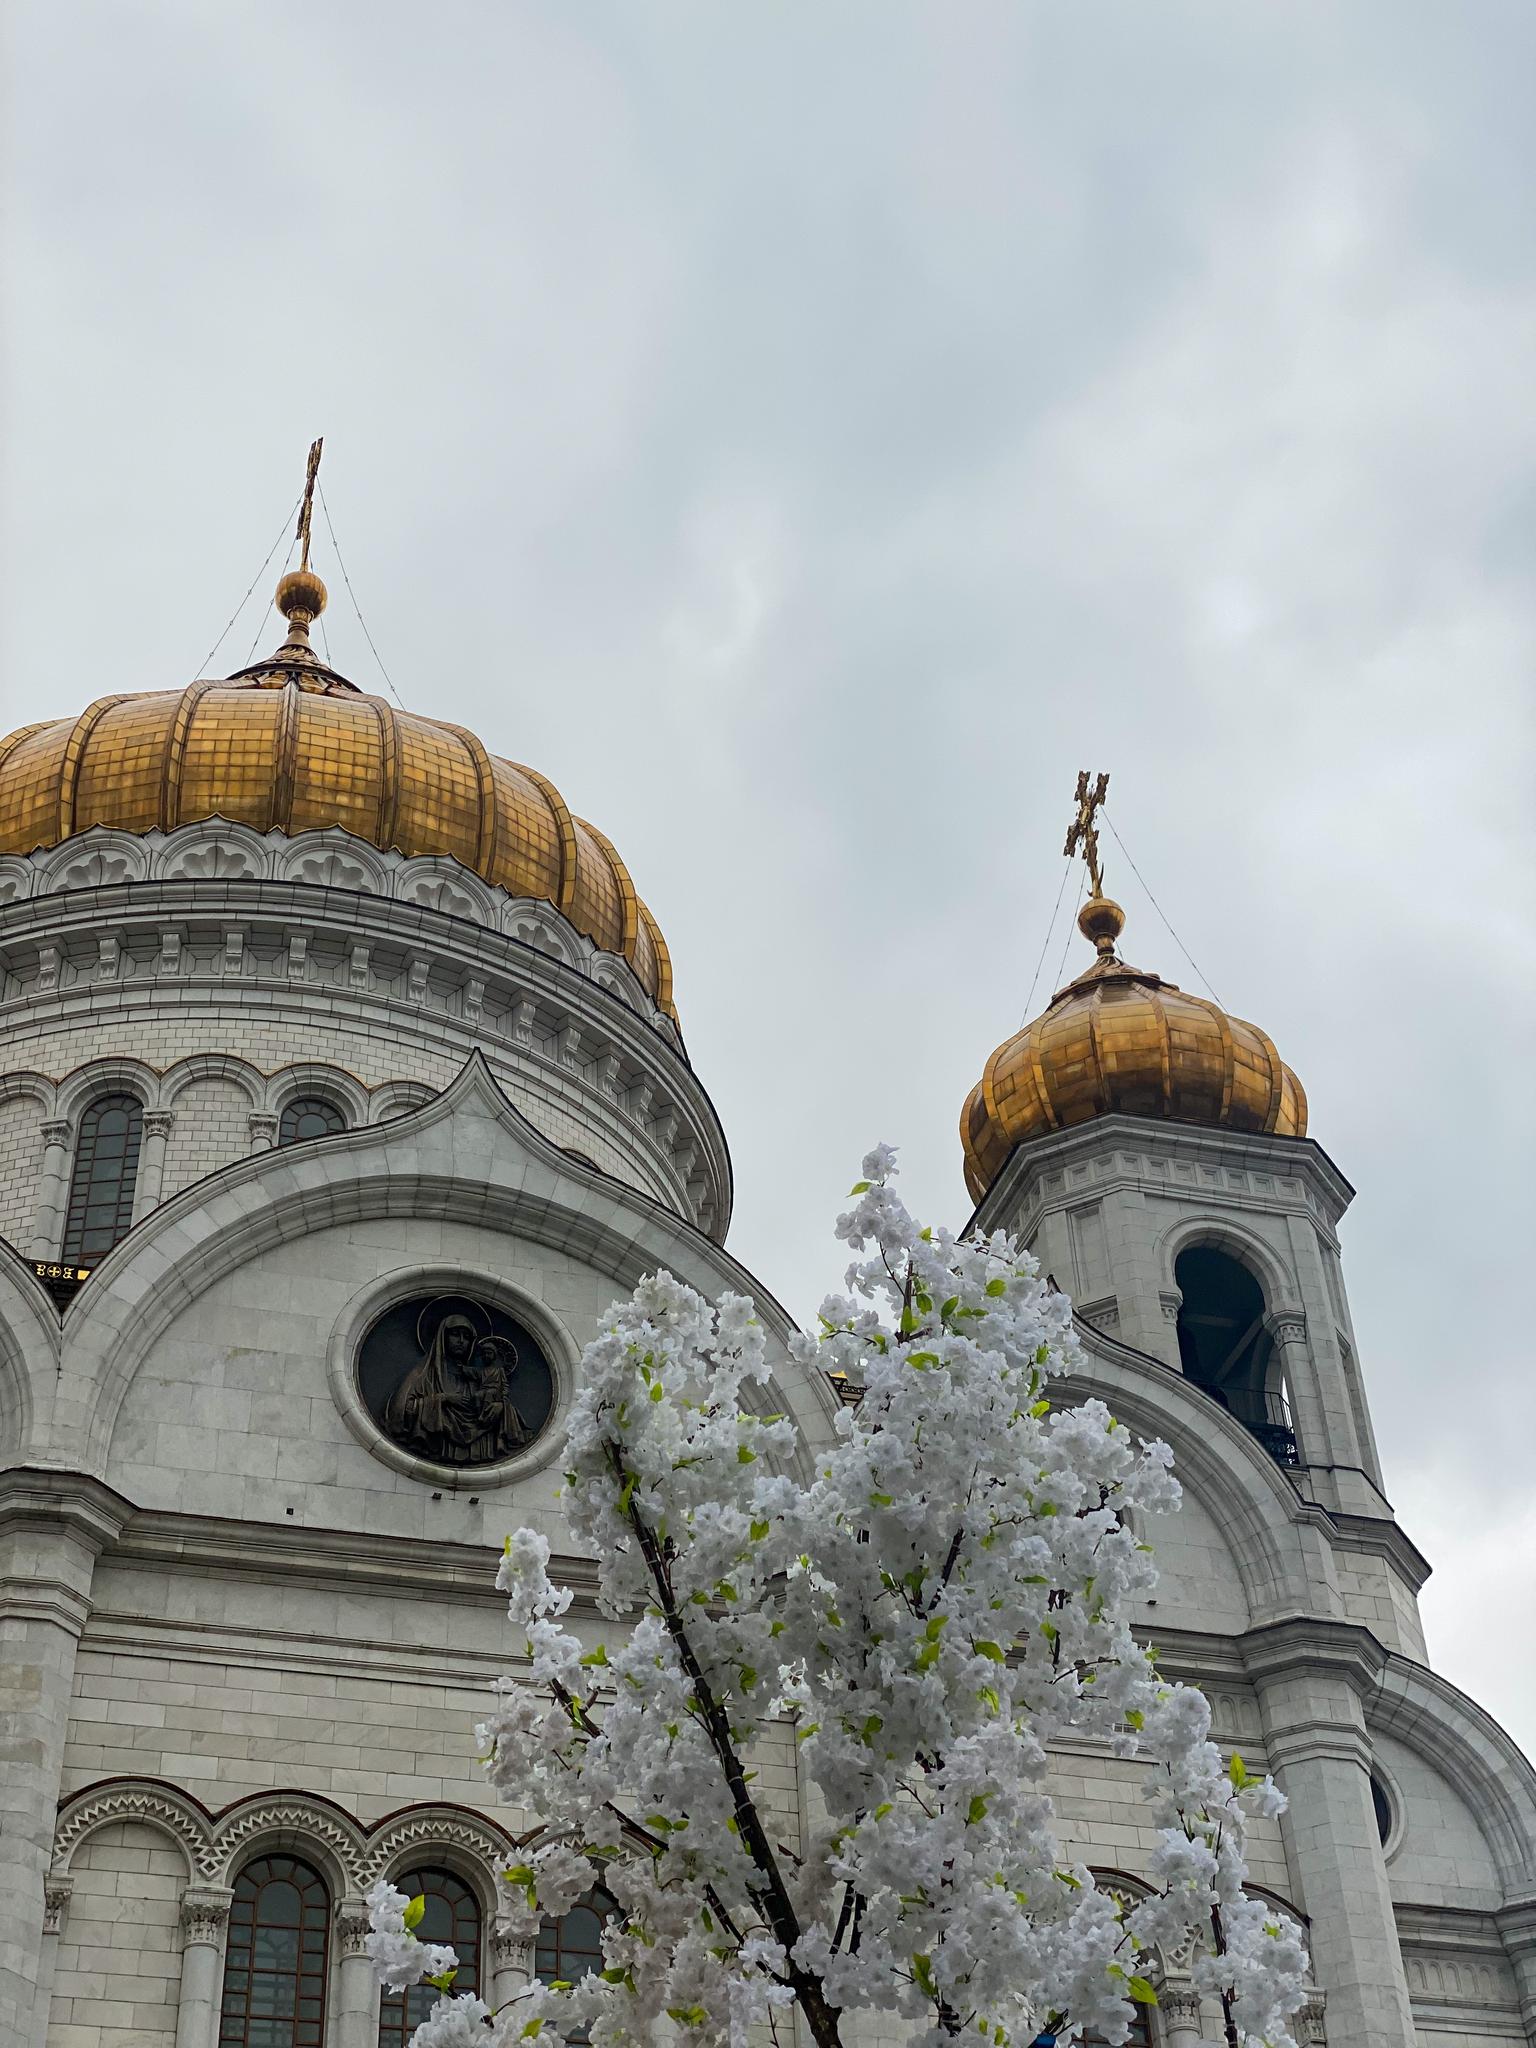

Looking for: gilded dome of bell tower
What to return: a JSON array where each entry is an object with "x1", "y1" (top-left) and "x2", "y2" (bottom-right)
[{"x1": 961, "y1": 775, "x2": 1306, "y2": 1203}]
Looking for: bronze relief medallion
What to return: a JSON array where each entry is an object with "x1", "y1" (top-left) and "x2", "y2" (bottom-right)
[{"x1": 357, "y1": 1292, "x2": 556, "y2": 1469}]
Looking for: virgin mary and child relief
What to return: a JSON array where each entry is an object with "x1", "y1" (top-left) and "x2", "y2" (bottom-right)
[{"x1": 357, "y1": 1294, "x2": 556, "y2": 1469}]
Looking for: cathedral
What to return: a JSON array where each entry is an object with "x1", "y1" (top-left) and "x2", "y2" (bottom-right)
[{"x1": 0, "y1": 524, "x2": 1533, "y2": 2048}]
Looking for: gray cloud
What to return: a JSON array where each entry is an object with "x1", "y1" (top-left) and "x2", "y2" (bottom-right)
[{"x1": 5, "y1": 0, "x2": 1533, "y2": 1749}]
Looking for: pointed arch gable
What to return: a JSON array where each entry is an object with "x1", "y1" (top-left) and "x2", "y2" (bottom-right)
[{"x1": 49, "y1": 1053, "x2": 834, "y2": 1476}]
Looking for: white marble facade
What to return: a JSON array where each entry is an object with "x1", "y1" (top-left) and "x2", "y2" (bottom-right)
[{"x1": 1, "y1": 819, "x2": 1534, "y2": 2048}]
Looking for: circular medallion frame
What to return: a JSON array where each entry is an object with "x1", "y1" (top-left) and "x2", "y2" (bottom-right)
[{"x1": 327, "y1": 1265, "x2": 576, "y2": 1488}]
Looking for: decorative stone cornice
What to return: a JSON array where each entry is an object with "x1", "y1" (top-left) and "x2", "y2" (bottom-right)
[
  {"x1": 976, "y1": 1112, "x2": 1356, "y2": 1243},
  {"x1": 0, "y1": 836, "x2": 730, "y2": 1236},
  {"x1": 179, "y1": 1885, "x2": 234, "y2": 1945},
  {"x1": 1238, "y1": 1614, "x2": 1388, "y2": 1696}
]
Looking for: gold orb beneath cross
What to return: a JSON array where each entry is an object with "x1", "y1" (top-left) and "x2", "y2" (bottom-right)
[{"x1": 276, "y1": 567, "x2": 328, "y2": 624}]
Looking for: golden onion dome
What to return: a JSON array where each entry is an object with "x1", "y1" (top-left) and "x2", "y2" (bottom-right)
[
  {"x1": 962, "y1": 894, "x2": 1305, "y2": 1202},
  {"x1": 0, "y1": 569, "x2": 676, "y2": 1019}
]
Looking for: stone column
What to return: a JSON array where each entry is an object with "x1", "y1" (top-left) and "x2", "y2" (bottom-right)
[
  {"x1": 133, "y1": 1109, "x2": 175, "y2": 1222},
  {"x1": 0, "y1": 1474, "x2": 127, "y2": 2048},
  {"x1": 174, "y1": 1887, "x2": 233, "y2": 2048},
  {"x1": 27, "y1": 1119, "x2": 72, "y2": 1259},
  {"x1": 333, "y1": 1898, "x2": 378, "y2": 2048},
  {"x1": 248, "y1": 1111, "x2": 279, "y2": 1153},
  {"x1": 31, "y1": 1878, "x2": 71, "y2": 2048},
  {"x1": 1265, "y1": 1309, "x2": 1324, "y2": 1468},
  {"x1": 1242, "y1": 1620, "x2": 1413, "y2": 2048},
  {"x1": 1156, "y1": 1982, "x2": 1204, "y2": 2047},
  {"x1": 491, "y1": 1922, "x2": 536, "y2": 2008}
]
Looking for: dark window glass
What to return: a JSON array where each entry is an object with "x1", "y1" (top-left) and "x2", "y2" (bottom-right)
[
  {"x1": 279, "y1": 1097, "x2": 347, "y2": 1146},
  {"x1": 62, "y1": 1094, "x2": 143, "y2": 1261},
  {"x1": 536, "y1": 1885, "x2": 617, "y2": 1986},
  {"x1": 377, "y1": 1868, "x2": 481, "y2": 2046},
  {"x1": 1081, "y1": 2022, "x2": 1152, "y2": 2047},
  {"x1": 219, "y1": 1855, "x2": 329, "y2": 2048},
  {"x1": 1372, "y1": 1773, "x2": 1393, "y2": 1846}
]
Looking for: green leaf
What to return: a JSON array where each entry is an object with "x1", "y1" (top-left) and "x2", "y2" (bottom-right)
[
  {"x1": 617, "y1": 1473, "x2": 636, "y2": 1516},
  {"x1": 739, "y1": 1665, "x2": 758, "y2": 1691},
  {"x1": 974, "y1": 1640, "x2": 1006, "y2": 1663},
  {"x1": 915, "y1": 1640, "x2": 942, "y2": 1672},
  {"x1": 503, "y1": 1864, "x2": 534, "y2": 1887},
  {"x1": 872, "y1": 1801, "x2": 894, "y2": 1819},
  {"x1": 666, "y1": 2007, "x2": 709, "y2": 2028},
  {"x1": 912, "y1": 1954, "x2": 937, "y2": 1999},
  {"x1": 426, "y1": 1969, "x2": 458, "y2": 1992},
  {"x1": 985, "y1": 1277, "x2": 1007, "y2": 1297},
  {"x1": 860, "y1": 1713, "x2": 884, "y2": 1742},
  {"x1": 869, "y1": 1492, "x2": 893, "y2": 1507},
  {"x1": 848, "y1": 1180, "x2": 872, "y2": 1195},
  {"x1": 925, "y1": 1613, "x2": 948, "y2": 1640},
  {"x1": 1125, "y1": 1709, "x2": 1144, "y2": 1732},
  {"x1": 966, "y1": 1795, "x2": 989, "y2": 1824},
  {"x1": 579, "y1": 1644, "x2": 609, "y2": 1667},
  {"x1": 941, "y1": 1296, "x2": 959, "y2": 1318},
  {"x1": 1229, "y1": 1752, "x2": 1251, "y2": 1791},
  {"x1": 649, "y1": 1381, "x2": 664, "y2": 1402},
  {"x1": 402, "y1": 1893, "x2": 426, "y2": 1930},
  {"x1": 737, "y1": 1445, "x2": 756, "y2": 1464},
  {"x1": 1128, "y1": 1976, "x2": 1158, "y2": 2004},
  {"x1": 977, "y1": 1684, "x2": 1001, "y2": 1713},
  {"x1": 521, "y1": 2022, "x2": 544, "y2": 2040},
  {"x1": 1029, "y1": 1399, "x2": 1050, "y2": 1418},
  {"x1": 749, "y1": 1519, "x2": 771, "y2": 1542}
]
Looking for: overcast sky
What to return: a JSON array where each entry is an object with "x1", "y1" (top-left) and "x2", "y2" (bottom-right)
[{"x1": 5, "y1": 3, "x2": 1533, "y2": 1755}]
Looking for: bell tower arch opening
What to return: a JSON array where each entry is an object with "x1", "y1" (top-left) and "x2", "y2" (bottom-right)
[{"x1": 1173, "y1": 1244, "x2": 1297, "y2": 1465}]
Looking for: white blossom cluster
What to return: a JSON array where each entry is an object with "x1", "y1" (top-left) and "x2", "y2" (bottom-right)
[{"x1": 369, "y1": 1148, "x2": 1309, "y2": 2048}]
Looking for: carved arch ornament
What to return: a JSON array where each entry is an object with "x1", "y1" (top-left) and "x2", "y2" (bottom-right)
[{"x1": 51, "y1": 1779, "x2": 518, "y2": 1901}]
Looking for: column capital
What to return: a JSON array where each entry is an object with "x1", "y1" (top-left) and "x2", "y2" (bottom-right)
[
  {"x1": 1158, "y1": 1983, "x2": 1202, "y2": 2022},
  {"x1": 248, "y1": 1112, "x2": 279, "y2": 1149},
  {"x1": 1265, "y1": 1307, "x2": 1308, "y2": 1347},
  {"x1": 43, "y1": 1875, "x2": 73, "y2": 1936},
  {"x1": 143, "y1": 1108, "x2": 176, "y2": 1139},
  {"x1": 39, "y1": 1118, "x2": 71, "y2": 1148},
  {"x1": 492, "y1": 1922, "x2": 536, "y2": 1973},
  {"x1": 1296, "y1": 1987, "x2": 1328, "y2": 2043},
  {"x1": 336, "y1": 1897, "x2": 373, "y2": 1959},
  {"x1": 180, "y1": 1885, "x2": 234, "y2": 1946}
]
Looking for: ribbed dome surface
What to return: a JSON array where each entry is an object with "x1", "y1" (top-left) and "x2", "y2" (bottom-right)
[
  {"x1": 962, "y1": 908, "x2": 1305, "y2": 1202},
  {"x1": 0, "y1": 669, "x2": 675, "y2": 1019}
]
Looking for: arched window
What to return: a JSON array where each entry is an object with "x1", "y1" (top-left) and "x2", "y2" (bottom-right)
[
  {"x1": 378, "y1": 1867, "x2": 481, "y2": 2045},
  {"x1": 1173, "y1": 1246, "x2": 1296, "y2": 1463},
  {"x1": 219, "y1": 1854, "x2": 330, "y2": 2048},
  {"x1": 536, "y1": 1883, "x2": 617, "y2": 1986},
  {"x1": 278, "y1": 1097, "x2": 347, "y2": 1146},
  {"x1": 62, "y1": 1094, "x2": 143, "y2": 1261}
]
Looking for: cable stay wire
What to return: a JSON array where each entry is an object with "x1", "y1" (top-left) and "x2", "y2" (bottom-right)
[
  {"x1": 1101, "y1": 809, "x2": 1223, "y2": 1006},
  {"x1": 1019, "y1": 857, "x2": 1074, "y2": 1026},
  {"x1": 189, "y1": 495, "x2": 302, "y2": 680},
  {"x1": 242, "y1": 529, "x2": 298, "y2": 669},
  {"x1": 317, "y1": 483, "x2": 405, "y2": 706},
  {"x1": 1050, "y1": 866, "x2": 1088, "y2": 998}
]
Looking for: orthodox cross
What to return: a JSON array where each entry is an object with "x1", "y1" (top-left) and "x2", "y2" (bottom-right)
[
  {"x1": 295, "y1": 436, "x2": 324, "y2": 571},
  {"x1": 1063, "y1": 769, "x2": 1110, "y2": 896}
]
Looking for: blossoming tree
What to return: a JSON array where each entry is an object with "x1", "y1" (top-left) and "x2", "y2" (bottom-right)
[{"x1": 368, "y1": 1150, "x2": 1307, "y2": 2047}]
